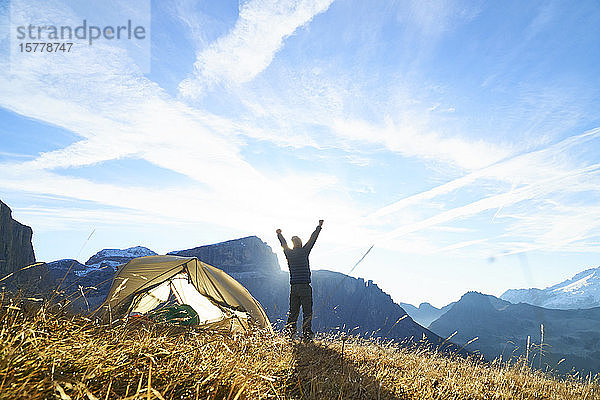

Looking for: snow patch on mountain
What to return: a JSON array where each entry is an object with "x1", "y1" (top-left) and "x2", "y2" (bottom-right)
[
  {"x1": 501, "y1": 266, "x2": 600, "y2": 309},
  {"x1": 69, "y1": 246, "x2": 159, "y2": 276},
  {"x1": 86, "y1": 246, "x2": 157, "y2": 263},
  {"x1": 553, "y1": 271, "x2": 596, "y2": 294}
]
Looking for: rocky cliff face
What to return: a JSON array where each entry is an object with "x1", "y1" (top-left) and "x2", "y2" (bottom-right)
[
  {"x1": 168, "y1": 236, "x2": 280, "y2": 275},
  {"x1": 0, "y1": 200, "x2": 36, "y2": 288}
]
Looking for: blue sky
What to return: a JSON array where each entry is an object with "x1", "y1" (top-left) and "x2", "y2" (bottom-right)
[{"x1": 1, "y1": 0, "x2": 599, "y2": 307}]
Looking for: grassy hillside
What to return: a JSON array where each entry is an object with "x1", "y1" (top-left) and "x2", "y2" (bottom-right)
[{"x1": 1, "y1": 301, "x2": 599, "y2": 399}]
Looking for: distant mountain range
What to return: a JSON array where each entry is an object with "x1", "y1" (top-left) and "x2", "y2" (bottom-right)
[
  {"x1": 429, "y1": 292, "x2": 600, "y2": 376},
  {"x1": 168, "y1": 236, "x2": 280, "y2": 275},
  {"x1": 21, "y1": 246, "x2": 157, "y2": 312},
  {"x1": 501, "y1": 267, "x2": 600, "y2": 309},
  {"x1": 0, "y1": 211, "x2": 454, "y2": 350},
  {"x1": 35, "y1": 243, "x2": 599, "y2": 375},
  {"x1": 399, "y1": 301, "x2": 455, "y2": 328}
]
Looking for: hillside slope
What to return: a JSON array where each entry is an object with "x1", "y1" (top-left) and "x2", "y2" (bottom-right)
[{"x1": 1, "y1": 303, "x2": 598, "y2": 400}]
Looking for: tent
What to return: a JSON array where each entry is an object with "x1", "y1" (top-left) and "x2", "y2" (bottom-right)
[{"x1": 97, "y1": 255, "x2": 272, "y2": 333}]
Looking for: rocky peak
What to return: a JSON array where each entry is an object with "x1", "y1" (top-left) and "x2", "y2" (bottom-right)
[
  {"x1": 85, "y1": 246, "x2": 157, "y2": 271},
  {"x1": 455, "y1": 291, "x2": 511, "y2": 313},
  {"x1": 548, "y1": 267, "x2": 600, "y2": 293},
  {"x1": 418, "y1": 302, "x2": 437, "y2": 311},
  {"x1": 168, "y1": 236, "x2": 280, "y2": 274},
  {"x1": 0, "y1": 200, "x2": 35, "y2": 287}
]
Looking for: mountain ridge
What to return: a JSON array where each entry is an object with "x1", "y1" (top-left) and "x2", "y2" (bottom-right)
[
  {"x1": 399, "y1": 301, "x2": 455, "y2": 327},
  {"x1": 168, "y1": 235, "x2": 280, "y2": 275},
  {"x1": 429, "y1": 291, "x2": 600, "y2": 376},
  {"x1": 501, "y1": 266, "x2": 600, "y2": 309}
]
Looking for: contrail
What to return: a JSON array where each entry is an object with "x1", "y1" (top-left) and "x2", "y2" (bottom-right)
[
  {"x1": 368, "y1": 127, "x2": 600, "y2": 221},
  {"x1": 320, "y1": 244, "x2": 375, "y2": 309}
]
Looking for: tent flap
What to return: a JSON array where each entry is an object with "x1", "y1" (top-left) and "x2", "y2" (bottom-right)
[
  {"x1": 170, "y1": 274, "x2": 225, "y2": 324},
  {"x1": 130, "y1": 279, "x2": 171, "y2": 314}
]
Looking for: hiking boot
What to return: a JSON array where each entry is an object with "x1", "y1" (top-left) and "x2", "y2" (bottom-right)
[{"x1": 302, "y1": 331, "x2": 314, "y2": 343}]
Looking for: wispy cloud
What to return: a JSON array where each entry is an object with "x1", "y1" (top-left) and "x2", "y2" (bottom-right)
[
  {"x1": 332, "y1": 117, "x2": 512, "y2": 171},
  {"x1": 370, "y1": 128, "x2": 600, "y2": 219},
  {"x1": 179, "y1": 0, "x2": 335, "y2": 96},
  {"x1": 2, "y1": 0, "x2": 599, "y2": 275},
  {"x1": 0, "y1": 151, "x2": 35, "y2": 159},
  {"x1": 12, "y1": 205, "x2": 187, "y2": 231},
  {"x1": 0, "y1": 2, "x2": 346, "y2": 232},
  {"x1": 369, "y1": 128, "x2": 600, "y2": 255}
]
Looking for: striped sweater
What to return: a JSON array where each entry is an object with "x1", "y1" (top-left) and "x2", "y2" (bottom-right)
[{"x1": 277, "y1": 225, "x2": 322, "y2": 284}]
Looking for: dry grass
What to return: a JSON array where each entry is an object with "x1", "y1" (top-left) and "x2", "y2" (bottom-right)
[{"x1": 1, "y1": 300, "x2": 599, "y2": 400}]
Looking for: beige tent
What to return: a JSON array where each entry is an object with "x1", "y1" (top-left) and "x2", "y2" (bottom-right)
[{"x1": 97, "y1": 255, "x2": 272, "y2": 332}]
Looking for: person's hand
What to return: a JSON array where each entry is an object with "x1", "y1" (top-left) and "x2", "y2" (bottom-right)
[
  {"x1": 318, "y1": 220, "x2": 324, "y2": 227},
  {"x1": 276, "y1": 229, "x2": 282, "y2": 234}
]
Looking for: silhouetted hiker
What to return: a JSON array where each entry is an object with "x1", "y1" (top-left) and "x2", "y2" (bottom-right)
[{"x1": 276, "y1": 219, "x2": 323, "y2": 340}]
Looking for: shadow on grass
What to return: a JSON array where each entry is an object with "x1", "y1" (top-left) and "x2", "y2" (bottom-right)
[{"x1": 288, "y1": 340, "x2": 406, "y2": 400}]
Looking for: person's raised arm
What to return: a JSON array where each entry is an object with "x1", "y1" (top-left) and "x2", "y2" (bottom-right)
[
  {"x1": 276, "y1": 229, "x2": 289, "y2": 250},
  {"x1": 304, "y1": 220, "x2": 324, "y2": 252}
]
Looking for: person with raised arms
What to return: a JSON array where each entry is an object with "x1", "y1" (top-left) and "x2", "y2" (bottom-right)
[{"x1": 276, "y1": 219, "x2": 324, "y2": 341}]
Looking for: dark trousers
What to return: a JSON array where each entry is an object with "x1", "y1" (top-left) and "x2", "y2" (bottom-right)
[{"x1": 286, "y1": 283, "x2": 313, "y2": 336}]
